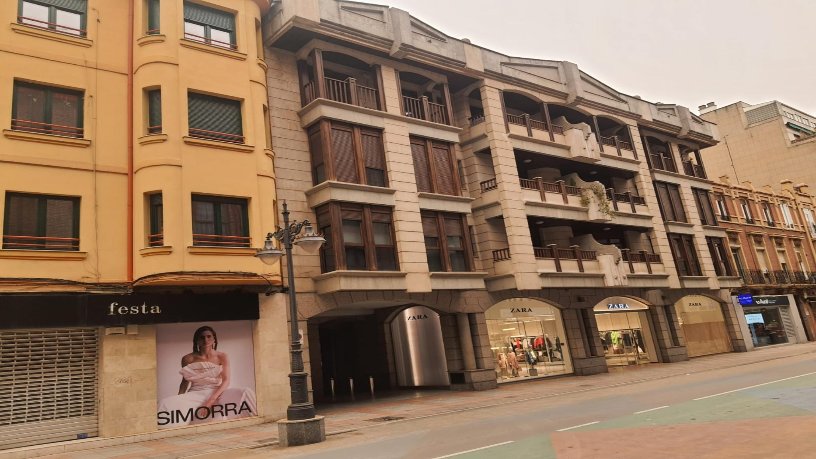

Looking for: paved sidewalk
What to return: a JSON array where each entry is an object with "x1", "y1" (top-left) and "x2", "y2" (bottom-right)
[{"x1": 11, "y1": 342, "x2": 816, "y2": 459}]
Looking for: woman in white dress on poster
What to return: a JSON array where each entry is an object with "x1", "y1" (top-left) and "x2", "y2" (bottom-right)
[{"x1": 157, "y1": 326, "x2": 257, "y2": 429}]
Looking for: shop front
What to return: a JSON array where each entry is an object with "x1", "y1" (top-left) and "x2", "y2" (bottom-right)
[
  {"x1": 485, "y1": 299, "x2": 572, "y2": 383},
  {"x1": 0, "y1": 293, "x2": 261, "y2": 451},
  {"x1": 593, "y1": 296, "x2": 658, "y2": 366},
  {"x1": 736, "y1": 294, "x2": 807, "y2": 347},
  {"x1": 675, "y1": 295, "x2": 732, "y2": 357}
]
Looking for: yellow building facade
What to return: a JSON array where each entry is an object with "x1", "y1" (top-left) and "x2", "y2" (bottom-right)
[{"x1": 0, "y1": 0, "x2": 291, "y2": 454}]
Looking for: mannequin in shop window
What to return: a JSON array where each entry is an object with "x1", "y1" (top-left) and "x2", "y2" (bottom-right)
[
  {"x1": 497, "y1": 350, "x2": 509, "y2": 378},
  {"x1": 611, "y1": 330, "x2": 623, "y2": 354},
  {"x1": 506, "y1": 349, "x2": 519, "y2": 377},
  {"x1": 554, "y1": 336, "x2": 563, "y2": 361}
]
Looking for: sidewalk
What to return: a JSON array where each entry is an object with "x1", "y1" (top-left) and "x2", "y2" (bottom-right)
[{"x1": 10, "y1": 342, "x2": 816, "y2": 459}]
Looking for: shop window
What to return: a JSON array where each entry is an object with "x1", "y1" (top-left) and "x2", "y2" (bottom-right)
[
  {"x1": 147, "y1": 193, "x2": 163, "y2": 247},
  {"x1": 3, "y1": 192, "x2": 79, "y2": 251},
  {"x1": 146, "y1": 88, "x2": 162, "y2": 134},
  {"x1": 668, "y1": 233, "x2": 702, "y2": 276},
  {"x1": 692, "y1": 188, "x2": 717, "y2": 226},
  {"x1": 12, "y1": 81, "x2": 84, "y2": 138},
  {"x1": 315, "y1": 203, "x2": 397, "y2": 272},
  {"x1": 421, "y1": 211, "x2": 473, "y2": 272},
  {"x1": 191, "y1": 194, "x2": 249, "y2": 247},
  {"x1": 183, "y1": 1, "x2": 236, "y2": 49},
  {"x1": 306, "y1": 121, "x2": 387, "y2": 187},
  {"x1": 706, "y1": 236, "x2": 734, "y2": 276},
  {"x1": 654, "y1": 181, "x2": 687, "y2": 223},
  {"x1": 410, "y1": 137, "x2": 459, "y2": 196},
  {"x1": 145, "y1": 0, "x2": 160, "y2": 35},
  {"x1": 19, "y1": 0, "x2": 86, "y2": 37},
  {"x1": 187, "y1": 92, "x2": 243, "y2": 143}
]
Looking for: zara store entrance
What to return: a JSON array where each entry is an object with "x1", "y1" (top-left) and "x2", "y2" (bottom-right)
[{"x1": 593, "y1": 296, "x2": 658, "y2": 366}]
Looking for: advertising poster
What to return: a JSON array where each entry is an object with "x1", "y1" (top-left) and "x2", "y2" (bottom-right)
[{"x1": 156, "y1": 321, "x2": 257, "y2": 429}]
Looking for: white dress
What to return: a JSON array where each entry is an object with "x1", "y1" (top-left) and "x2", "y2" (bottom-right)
[{"x1": 157, "y1": 361, "x2": 257, "y2": 429}]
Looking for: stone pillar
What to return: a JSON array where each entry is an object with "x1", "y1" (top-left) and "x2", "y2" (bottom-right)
[{"x1": 456, "y1": 313, "x2": 477, "y2": 370}]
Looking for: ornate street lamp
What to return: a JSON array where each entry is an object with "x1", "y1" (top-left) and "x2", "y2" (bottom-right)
[{"x1": 256, "y1": 201, "x2": 326, "y2": 444}]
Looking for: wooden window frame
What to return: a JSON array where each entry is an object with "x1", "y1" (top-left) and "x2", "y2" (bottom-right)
[
  {"x1": 706, "y1": 236, "x2": 734, "y2": 276},
  {"x1": 421, "y1": 211, "x2": 474, "y2": 272},
  {"x1": 191, "y1": 194, "x2": 249, "y2": 247},
  {"x1": 410, "y1": 136, "x2": 461, "y2": 196},
  {"x1": 146, "y1": 88, "x2": 162, "y2": 134},
  {"x1": 12, "y1": 80, "x2": 84, "y2": 138},
  {"x1": 654, "y1": 181, "x2": 687, "y2": 223},
  {"x1": 147, "y1": 193, "x2": 163, "y2": 247},
  {"x1": 315, "y1": 202, "x2": 398, "y2": 273},
  {"x1": 668, "y1": 232, "x2": 702, "y2": 276},
  {"x1": 307, "y1": 120, "x2": 388, "y2": 188},
  {"x1": 3, "y1": 192, "x2": 80, "y2": 251},
  {"x1": 692, "y1": 188, "x2": 717, "y2": 226}
]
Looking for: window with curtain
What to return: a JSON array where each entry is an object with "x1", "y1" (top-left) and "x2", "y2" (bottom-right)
[
  {"x1": 653, "y1": 181, "x2": 687, "y2": 223},
  {"x1": 12, "y1": 81, "x2": 83, "y2": 138},
  {"x1": 187, "y1": 92, "x2": 243, "y2": 143},
  {"x1": 3, "y1": 192, "x2": 80, "y2": 250},
  {"x1": 314, "y1": 203, "x2": 397, "y2": 272},
  {"x1": 191, "y1": 194, "x2": 248, "y2": 247},
  {"x1": 306, "y1": 121, "x2": 387, "y2": 187},
  {"x1": 183, "y1": 1, "x2": 236, "y2": 49},
  {"x1": 410, "y1": 137, "x2": 459, "y2": 196},
  {"x1": 421, "y1": 211, "x2": 473, "y2": 272},
  {"x1": 692, "y1": 188, "x2": 717, "y2": 226},
  {"x1": 19, "y1": 0, "x2": 87, "y2": 36}
]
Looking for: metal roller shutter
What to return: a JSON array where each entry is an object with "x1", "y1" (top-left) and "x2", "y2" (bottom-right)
[{"x1": 0, "y1": 329, "x2": 98, "y2": 450}]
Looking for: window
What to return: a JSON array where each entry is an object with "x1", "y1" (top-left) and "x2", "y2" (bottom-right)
[
  {"x1": 315, "y1": 203, "x2": 397, "y2": 272},
  {"x1": 738, "y1": 199, "x2": 754, "y2": 223},
  {"x1": 306, "y1": 121, "x2": 387, "y2": 187},
  {"x1": 411, "y1": 137, "x2": 459, "y2": 195},
  {"x1": 780, "y1": 203, "x2": 795, "y2": 228},
  {"x1": 654, "y1": 181, "x2": 687, "y2": 222},
  {"x1": 421, "y1": 212, "x2": 473, "y2": 272},
  {"x1": 3, "y1": 192, "x2": 79, "y2": 251},
  {"x1": 147, "y1": 193, "x2": 163, "y2": 247},
  {"x1": 706, "y1": 236, "x2": 733, "y2": 276},
  {"x1": 187, "y1": 92, "x2": 243, "y2": 143},
  {"x1": 803, "y1": 208, "x2": 816, "y2": 237},
  {"x1": 19, "y1": 0, "x2": 86, "y2": 37},
  {"x1": 146, "y1": 88, "x2": 162, "y2": 134},
  {"x1": 145, "y1": 0, "x2": 160, "y2": 34},
  {"x1": 692, "y1": 188, "x2": 717, "y2": 226},
  {"x1": 183, "y1": 1, "x2": 236, "y2": 49},
  {"x1": 668, "y1": 233, "x2": 702, "y2": 276},
  {"x1": 12, "y1": 81, "x2": 83, "y2": 138},
  {"x1": 191, "y1": 194, "x2": 249, "y2": 247},
  {"x1": 714, "y1": 194, "x2": 730, "y2": 220},
  {"x1": 761, "y1": 202, "x2": 775, "y2": 226}
]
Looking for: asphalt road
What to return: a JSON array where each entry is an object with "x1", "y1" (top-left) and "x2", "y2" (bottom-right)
[{"x1": 217, "y1": 353, "x2": 816, "y2": 458}]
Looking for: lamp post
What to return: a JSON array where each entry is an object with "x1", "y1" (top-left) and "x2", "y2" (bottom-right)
[{"x1": 256, "y1": 201, "x2": 326, "y2": 443}]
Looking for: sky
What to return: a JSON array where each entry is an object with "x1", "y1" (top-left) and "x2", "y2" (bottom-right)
[{"x1": 377, "y1": 0, "x2": 816, "y2": 116}]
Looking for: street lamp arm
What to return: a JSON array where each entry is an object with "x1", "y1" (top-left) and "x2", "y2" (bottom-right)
[{"x1": 266, "y1": 220, "x2": 313, "y2": 242}]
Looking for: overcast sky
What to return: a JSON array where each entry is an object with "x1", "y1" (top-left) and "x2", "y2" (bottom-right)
[{"x1": 378, "y1": 0, "x2": 816, "y2": 115}]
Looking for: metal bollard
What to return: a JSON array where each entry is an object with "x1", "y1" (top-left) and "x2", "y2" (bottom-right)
[
  {"x1": 330, "y1": 377, "x2": 335, "y2": 401},
  {"x1": 349, "y1": 377, "x2": 355, "y2": 400}
]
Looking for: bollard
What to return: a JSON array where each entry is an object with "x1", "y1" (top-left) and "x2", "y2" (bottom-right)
[
  {"x1": 369, "y1": 376, "x2": 375, "y2": 398},
  {"x1": 349, "y1": 377, "x2": 355, "y2": 400},
  {"x1": 330, "y1": 377, "x2": 335, "y2": 401}
]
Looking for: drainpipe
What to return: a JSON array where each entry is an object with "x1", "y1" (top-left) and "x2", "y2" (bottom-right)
[{"x1": 127, "y1": 0, "x2": 134, "y2": 283}]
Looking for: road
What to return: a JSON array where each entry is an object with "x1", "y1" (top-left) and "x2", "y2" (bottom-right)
[{"x1": 212, "y1": 352, "x2": 816, "y2": 459}]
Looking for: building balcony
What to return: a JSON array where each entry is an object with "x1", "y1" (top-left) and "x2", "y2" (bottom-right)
[
  {"x1": 741, "y1": 269, "x2": 816, "y2": 286},
  {"x1": 303, "y1": 76, "x2": 382, "y2": 111},
  {"x1": 402, "y1": 95, "x2": 451, "y2": 125},
  {"x1": 682, "y1": 160, "x2": 708, "y2": 179}
]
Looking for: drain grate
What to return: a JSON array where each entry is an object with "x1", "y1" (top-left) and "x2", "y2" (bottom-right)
[{"x1": 365, "y1": 416, "x2": 406, "y2": 422}]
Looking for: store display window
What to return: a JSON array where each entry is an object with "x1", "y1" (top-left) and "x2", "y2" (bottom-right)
[
  {"x1": 485, "y1": 300, "x2": 572, "y2": 383},
  {"x1": 744, "y1": 307, "x2": 788, "y2": 347}
]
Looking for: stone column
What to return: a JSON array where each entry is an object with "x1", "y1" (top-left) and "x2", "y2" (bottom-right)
[{"x1": 456, "y1": 313, "x2": 477, "y2": 370}]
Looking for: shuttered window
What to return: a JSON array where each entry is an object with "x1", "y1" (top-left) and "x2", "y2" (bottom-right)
[
  {"x1": 19, "y1": 0, "x2": 87, "y2": 36},
  {"x1": 421, "y1": 211, "x2": 472, "y2": 272},
  {"x1": 668, "y1": 233, "x2": 702, "y2": 276},
  {"x1": 410, "y1": 137, "x2": 459, "y2": 196},
  {"x1": 3, "y1": 193, "x2": 79, "y2": 251},
  {"x1": 12, "y1": 81, "x2": 83, "y2": 138},
  {"x1": 306, "y1": 121, "x2": 387, "y2": 187},
  {"x1": 147, "y1": 88, "x2": 162, "y2": 134},
  {"x1": 146, "y1": 0, "x2": 160, "y2": 34},
  {"x1": 654, "y1": 181, "x2": 687, "y2": 222},
  {"x1": 183, "y1": 1, "x2": 235, "y2": 49},
  {"x1": 187, "y1": 92, "x2": 243, "y2": 143},
  {"x1": 0, "y1": 328, "x2": 98, "y2": 450},
  {"x1": 707, "y1": 236, "x2": 733, "y2": 276},
  {"x1": 315, "y1": 203, "x2": 397, "y2": 272},
  {"x1": 692, "y1": 188, "x2": 717, "y2": 226},
  {"x1": 191, "y1": 194, "x2": 249, "y2": 247}
]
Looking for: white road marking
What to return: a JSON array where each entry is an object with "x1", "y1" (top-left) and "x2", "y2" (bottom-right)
[
  {"x1": 432, "y1": 441, "x2": 514, "y2": 458},
  {"x1": 693, "y1": 370, "x2": 816, "y2": 401},
  {"x1": 556, "y1": 421, "x2": 599, "y2": 432},
  {"x1": 634, "y1": 405, "x2": 669, "y2": 414}
]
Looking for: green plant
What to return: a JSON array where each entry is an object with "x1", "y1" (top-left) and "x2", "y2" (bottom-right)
[{"x1": 581, "y1": 182, "x2": 613, "y2": 217}]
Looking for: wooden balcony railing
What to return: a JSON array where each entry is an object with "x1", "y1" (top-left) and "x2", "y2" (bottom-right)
[
  {"x1": 648, "y1": 153, "x2": 677, "y2": 173},
  {"x1": 505, "y1": 112, "x2": 564, "y2": 138},
  {"x1": 12, "y1": 118, "x2": 83, "y2": 138},
  {"x1": 605, "y1": 188, "x2": 646, "y2": 213},
  {"x1": 621, "y1": 249, "x2": 661, "y2": 274},
  {"x1": 189, "y1": 128, "x2": 245, "y2": 144},
  {"x1": 402, "y1": 95, "x2": 451, "y2": 125},
  {"x1": 682, "y1": 160, "x2": 708, "y2": 179},
  {"x1": 492, "y1": 248, "x2": 511, "y2": 261},
  {"x1": 302, "y1": 77, "x2": 381, "y2": 110},
  {"x1": 18, "y1": 16, "x2": 86, "y2": 37},
  {"x1": 517, "y1": 178, "x2": 580, "y2": 204},
  {"x1": 480, "y1": 178, "x2": 498, "y2": 192},
  {"x1": 599, "y1": 135, "x2": 636, "y2": 158},
  {"x1": 3, "y1": 235, "x2": 80, "y2": 251},
  {"x1": 192, "y1": 234, "x2": 251, "y2": 248},
  {"x1": 534, "y1": 244, "x2": 596, "y2": 273}
]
